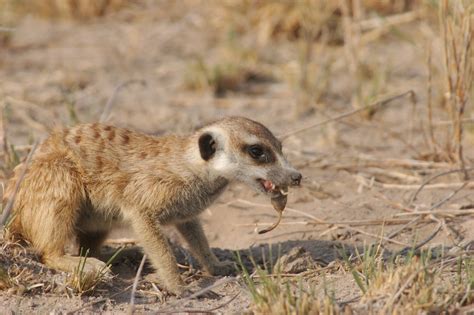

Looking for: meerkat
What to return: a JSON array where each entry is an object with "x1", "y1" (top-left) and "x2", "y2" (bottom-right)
[{"x1": 3, "y1": 116, "x2": 302, "y2": 295}]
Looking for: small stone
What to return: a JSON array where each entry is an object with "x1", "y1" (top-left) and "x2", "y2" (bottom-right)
[{"x1": 274, "y1": 246, "x2": 318, "y2": 274}]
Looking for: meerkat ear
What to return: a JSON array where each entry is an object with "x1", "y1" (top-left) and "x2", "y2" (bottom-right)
[{"x1": 198, "y1": 133, "x2": 216, "y2": 161}]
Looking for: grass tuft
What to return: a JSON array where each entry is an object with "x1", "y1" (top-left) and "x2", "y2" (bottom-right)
[
  {"x1": 239, "y1": 245, "x2": 474, "y2": 314},
  {"x1": 0, "y1": 0, "x2": 133, "y2": 20},
  {"x1": 420, "y1": 0, "x2": 473, "y2": 165},
  {"x1": 67, "y1": 247, "x2": 122, "y2": 295},
  {"x1": 344, "y1": 246, "x2": 474, "y2": 313},
  {"x1": 237, "y1": 251, "x2": 343, "y2": 315}
]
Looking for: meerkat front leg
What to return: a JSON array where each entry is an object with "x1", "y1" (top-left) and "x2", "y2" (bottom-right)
[
  {"x1": 175, "y1": 218, "x2": 235, "y2": 276},
  {"x1": 131, "y1": 213, "x2": 185, "y2": 295}
]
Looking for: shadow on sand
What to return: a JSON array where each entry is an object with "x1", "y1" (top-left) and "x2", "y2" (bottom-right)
[
  {"x1": 104, "y1": 238, "x2": 361, "y2": 276},
  {"x1": 97, "y1": 238, "x2": 362, "y2": 304}
]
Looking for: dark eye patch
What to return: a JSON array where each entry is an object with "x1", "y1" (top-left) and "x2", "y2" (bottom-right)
[
  {"x1": 244, "y1": 144, "x2": 275, "y2": 164},
  {"x1": 248, "y1": 145, "x2": 264, "y2": 159}
]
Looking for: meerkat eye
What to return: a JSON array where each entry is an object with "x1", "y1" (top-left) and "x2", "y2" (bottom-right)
[{"x1": 248, "y1": 145, "x2": 265, "y2": 160}]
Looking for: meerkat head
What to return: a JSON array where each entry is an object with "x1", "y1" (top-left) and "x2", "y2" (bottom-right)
[{"x1": 193, "y1": 116, "x2": 302, "y2": 197}]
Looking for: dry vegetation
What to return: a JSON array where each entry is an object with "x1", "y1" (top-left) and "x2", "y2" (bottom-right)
[
  {"x1": 0, "y1": 0, "x2": 131, "y2": 20},
  {"x1": 0, "y1": 0, "x2": 473, "y2": 313},
  {"x1": 241, "y1": 247, "x2": 474, "y2": 314}
]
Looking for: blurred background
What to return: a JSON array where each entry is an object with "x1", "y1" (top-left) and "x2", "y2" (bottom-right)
[
  {"x1": 0, "y1": 1, "x2": 473, "y2": 313},
  {"x1": 0, "y1": 0, "x2": 473, "y2": 237},
  {"x1": 0, "y1": 0, "x2": 471, "y2": 146},
  {"x1": 1, "y1": 0, "x2": 473, "y2": 242}
]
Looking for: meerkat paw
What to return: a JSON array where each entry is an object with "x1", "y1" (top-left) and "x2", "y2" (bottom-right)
[
  {"x1": 144, "y1": 275, "x2": 219, "y2": 299},
  {"x1": 207, "y1": 260, "x2": 236, "y2": 276},
  {"x1": 145, "y1": 273, "x2": 187, "y2": 297},
  {"x1": 79, "y1": 257, "x2": 111, "y2": 276},
  {"x1": 44, "y1": 254, "x2": 110, "y2": 277},
  {"x1": 84, "y1": 257, "x2": 110, "y2": 273},
  {"x1": 167, "y1": 284, "x2": 189, "y2": 297}
]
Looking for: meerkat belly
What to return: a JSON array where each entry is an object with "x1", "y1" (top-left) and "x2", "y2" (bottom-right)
[
  {"x1": 157, "y1": 178, "x2": 228, "y2": 225},
  {"x1": 76, "y1": 205, "x2": 124, "y2": 233}
]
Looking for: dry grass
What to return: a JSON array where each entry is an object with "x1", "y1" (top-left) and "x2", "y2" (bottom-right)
[
  {"x1": 240, "y1": 246, "x2": 473, "y2": 314},
  {"x1": 352, "y1": 249, "x2": 474, "y2": 313},
  {"x1": 65, "y1": 246, "x2": 123, "y2": 295},
  {"x1": 0, "y1": 238, "x2": 65, "y2": 295},
  {"x1": 0, "y1": 0, "x2": 133, "y2": 21},
  {"x1": 213, "y1": 1, "x2": 426, "y2": 116},
  {"x1": 0, "y1": 237, "x2": 122, "y2": 297},
  {"x1": 215, "y1": 1, "x2": 341, "y2": 115},
  {"x1": 66, "y1": 249, "x2": 110, "y2": 295},
  {"x1": 0, "y1": 0, "x2": 135, "y2": 45},
  {"x1": 217, "y1": 0, "x2": 421, "y2": 45},
  {"x1": 1, "y1": 105, "x2": 21, "y2": 177},
  {"x1": 238, "y1": 253, "x2": 344, "y2": 315},
  {"x1": 339, "y1": 1, "x2": 424, "y2": 113},
  {"x1": 421, "y1": 0, "x2": 473, "y2": 165},
  {"x1": 183, "y1": 58, "x2": 269, "y2": 97}
]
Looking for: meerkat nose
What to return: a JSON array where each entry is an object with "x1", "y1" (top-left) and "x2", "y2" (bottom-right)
[{"x1": 290, "y1": 172, "x2": 302, "y2": 186}]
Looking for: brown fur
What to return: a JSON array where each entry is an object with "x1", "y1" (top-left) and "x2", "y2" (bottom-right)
[{"x1": 3, "y1": 117, "x2": 300, "y2": 295}]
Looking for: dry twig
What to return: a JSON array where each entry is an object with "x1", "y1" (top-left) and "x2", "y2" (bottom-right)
[
  {"x1": 100, "y1": 79, "x2": 146, "y2": 123},
  {"x1": 360, "y1": 10, "x2": 422, "y2": 44},
  {"x1": 354, "y1": 156, "x2": 451, "y2": 169},
  {"x1": 410, "y1": 168, "x2": 473, "y2": 204},
  {"x1": 396, "y1": 223, "x2": 443, "y2": 257},
  {"x1": 236, "y1": 218, "x2": 414, "y2": 228},
  {"x1": 128, "y1": 254, "x2": 147, "y2": 315},
  {"x1": 357, "y1": 175, "x2": 474, "y2": 191},
  {"x1": 279, "y1": 90, "x2": 416, "y2": 140},
  {"x1": 358, "y1": 10, "x2": 421, "y2": 31},
  {"x1": 231, "y1": 199, "x2": 410, "y2": 246},
  {"x1": 395, "y1": 209, "x2": 474, "y2": 217},
  {"x1": 388, "y1": 182, "x2": 468, "y2": 240}
]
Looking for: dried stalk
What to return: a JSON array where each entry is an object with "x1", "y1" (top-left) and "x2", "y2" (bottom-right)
[
  {"x1": 100, "y1": 79, "x2": 146, "y2": 123},
  {"x1": 231, "y1": 199, "x2": 410, "y2": 246},
  {"x1": 128, "y1": 254, "x2": 147, "y2": 315},
  {"x1": 279, "y1": 90, "x2": 416, "y2": 140},
  {"x1": 426, "y1": 45, "x2": 439, "y2": 154},
  {"x1": 395, "y1": 209, "x2": 474, "y2": 217},
  {"x1": 410, "y1": 168, "x2": 473, "y2": 204},
  {"x1": 440, "y1": 0, "x2": 472, "y2": 174}
]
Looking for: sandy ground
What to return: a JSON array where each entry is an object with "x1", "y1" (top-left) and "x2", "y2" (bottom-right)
[{"x1": 0, "y1": 2, "x2": 473, "y2": 314}]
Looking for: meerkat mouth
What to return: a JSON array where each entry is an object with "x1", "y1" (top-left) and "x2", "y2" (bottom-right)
[
  {"x1": 258, "y1": 182, "x2": 289, "y2": 234},
  {"x1": 258, "y1": 179, "x2": 288, "y2": 196}
]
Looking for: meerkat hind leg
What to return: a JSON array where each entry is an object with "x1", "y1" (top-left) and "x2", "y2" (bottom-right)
[{"x1": 16, "y1": 155, "x2": 108, "y2": 276}]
